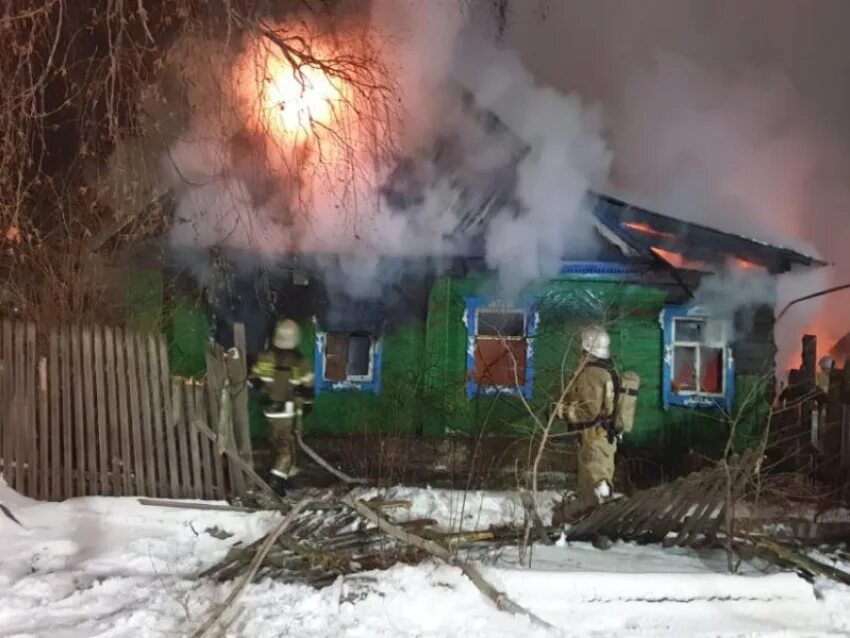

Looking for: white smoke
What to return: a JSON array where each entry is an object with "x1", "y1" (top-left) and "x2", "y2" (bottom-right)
[
  {"x1": 608, "y1": 53, "x2": 843, "y2": 369},
  {"x1": 159, "y1": 0, "x2": 610, "y2": 306},
  {"x1": 498, "y1": 1, "x2": 850, "y2": 371},
  {"x1": 690, "y1": 269, "x2": 778, "y2": 345}
]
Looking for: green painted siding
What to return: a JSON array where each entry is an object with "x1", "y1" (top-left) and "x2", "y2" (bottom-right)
[
  {"x1": 237, "y1": 272, "x2": 770, "y2": 461},
  {"x1": 303, "y1": 320, "x2": 427, "y2": 435},
  {"x1": 417, "y1": 275, "x2": 769, "y2": 459}
]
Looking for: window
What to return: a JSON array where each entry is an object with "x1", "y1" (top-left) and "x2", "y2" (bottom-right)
[
  {"x1": 464, "y1": 298, "x2": 537, "y2": 399},
  {"x1": 316, "y1": 331, "x2": 382, "y2": 394},
  {"x1": 662, "y1": 306, "x2": 734, "y2": 410}
]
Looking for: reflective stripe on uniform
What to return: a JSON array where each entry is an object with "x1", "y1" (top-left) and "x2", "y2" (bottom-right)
[{"x1": 265, "y1": 408, "x2": 296, "y2": 418}]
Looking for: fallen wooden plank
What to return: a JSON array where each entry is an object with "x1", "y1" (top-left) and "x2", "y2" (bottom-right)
[
  {"x1": 137, "y1": 498, "x2": 260, "y2": 513},
  {"x1": 343, "y1": 496, "x2": 556, "y2": 631}
]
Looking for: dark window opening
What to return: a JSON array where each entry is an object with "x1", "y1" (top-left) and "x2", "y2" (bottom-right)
[
  {"x1": 477, "y1": 310, "x2": 525, "y2": 338},
  {"x1": 347, "y1": 334, "x2": 372, "y2": 377},
  {"x1": 324, "y1": 332, "x2": 375, "y2": 382}
]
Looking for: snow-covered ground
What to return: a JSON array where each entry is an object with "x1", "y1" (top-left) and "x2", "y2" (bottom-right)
[{"x1": 1, "y1": 481, "x2": 850, "y2": 637}]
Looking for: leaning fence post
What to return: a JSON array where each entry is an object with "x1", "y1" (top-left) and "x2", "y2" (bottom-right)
[{"x1": 229, "y1": 323, "x2": 253, "y2": 468}]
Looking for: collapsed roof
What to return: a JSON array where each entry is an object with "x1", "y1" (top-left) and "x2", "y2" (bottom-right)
[
  {"x1": 591, "y1": 192, "x2": 826, "y2": 275},
  {"x1": 383, "y1": 85, "x2": 826, "y2": 275}
]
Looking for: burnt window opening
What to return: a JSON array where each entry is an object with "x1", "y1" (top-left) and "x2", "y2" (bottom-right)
[
  {"x1": 671, "y1": 317, "x2": 727, "y2": 397},
  {"x1": 323, "y1": 332, "x2": 377, "y2": 383},
  {"x1": 472, "y1": 309, "x2": 528, "y2": 388}
]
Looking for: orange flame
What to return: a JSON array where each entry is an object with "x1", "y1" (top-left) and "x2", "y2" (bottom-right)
[
  {"x1": 622, "y1": 221, "x2": 675, "y2": 239},
  {"x1": 732, "y1": 257, "x2": 759, "y2": 270},
  {"x1": 650, "y1": 247, "x2": 712, "y2": 271},
  {"x1": 650, "y1": 246, "x2": 685, "y2": 267}
]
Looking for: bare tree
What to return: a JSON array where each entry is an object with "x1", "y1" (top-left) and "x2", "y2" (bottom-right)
[{"x1": 0, "y1": 0, "x2": 396, "y2": 326}]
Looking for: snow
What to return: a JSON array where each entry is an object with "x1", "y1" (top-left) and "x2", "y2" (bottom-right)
[
  {"x1": 353, "y1": 485, "x2": 563, "y2": 531},
  {"x1": 2, "y1": 480, "x2": 850, "y2": 637}
]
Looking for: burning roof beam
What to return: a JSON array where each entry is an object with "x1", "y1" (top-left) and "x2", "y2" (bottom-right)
[{"x1": 592, "y1": 192, "x2": 827, "y2": 274}]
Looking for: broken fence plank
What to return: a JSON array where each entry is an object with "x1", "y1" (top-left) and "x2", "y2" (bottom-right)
[
  {"x1": 189, "y1": 496, "x2": 317, "y2": 638},
  {"x1": 137, "y1": 498, "x2": 259, "y2": 513},
  {"x1": 190, "y1": 417, "x2": 281, "y2": 502},
  {"x1": 343, "y1": 496, "x2": 556, "y2": 631},
  {"x1": 230, "y1": 323, "x2": 253, "y2": 467},
  {"x1": 672, "y1": 471, "x2": 728, "y2": 547}
]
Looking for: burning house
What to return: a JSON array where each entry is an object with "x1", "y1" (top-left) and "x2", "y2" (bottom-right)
[
  {"x1": 152, "y1": 188, "x2": 825, "y2": 469},
  {"x1": 100, "y1": 15, "x2": 828, "y2": 472},
  {"x1": 142, "y1": 48, "x2": 826, "y2": 469}
]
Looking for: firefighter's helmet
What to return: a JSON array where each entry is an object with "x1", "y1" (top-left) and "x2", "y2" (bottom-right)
[
  {"x1": 272, "y1": 319, "x2": 301, "y2": 350},
  {"x1": 820, "y1": 356, "x2": 835, "y2": 372},
  {"x1": 580, "y1": 325, "x2": 611, "y2": 359}
]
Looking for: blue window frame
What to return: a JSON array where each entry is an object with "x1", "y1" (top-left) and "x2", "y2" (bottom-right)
[
  {"x1": 661, "y1": 305, "x2": 734, "y2": 411},
  {"x1": 314, "y1": 330, "x2": 382, "y2": 395},
  {"x1": 464, "y1": 296, "x2": 538, "y2": 399}
]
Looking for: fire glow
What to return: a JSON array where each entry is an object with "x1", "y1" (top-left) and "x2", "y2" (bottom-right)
[
  {"x1": 622, "y1": 221, "x2": 675, "y2": 239},
  {"x1": 262, "y1": 57, "x2": 342, "y2": 139},
  {"x1": 732, "y1": 257, "x2": 759, "y2": 270},
  {"x1": 234, "y1": 34, "x2": 348, "y2": 147},
  {"x1": 649, "y1": 246, "x2": 713, "y2": 271}
]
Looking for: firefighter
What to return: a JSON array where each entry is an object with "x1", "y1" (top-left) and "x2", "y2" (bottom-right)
[
  {"x1": 250, "y1": 319, "x2": 314, "y2": 494},
  {"x1": 553, "y1": 325, "x2": 623, "y2": 526}
]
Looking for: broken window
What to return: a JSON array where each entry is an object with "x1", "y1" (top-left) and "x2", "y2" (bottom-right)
[
  {"x1": 322, "y1": 332, "x2": 377, "y2": 383},
  {"x1": 472, "y1": 309, "x2": 528, "y2": 388},
  {"x1": 670, "y1": 316, "x2": 728, "y2": 398}
]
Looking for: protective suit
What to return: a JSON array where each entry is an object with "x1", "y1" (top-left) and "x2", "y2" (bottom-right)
[
  {"x1": 554, "y1": 326, "x2": 622, "y2": 522},
  {"x1": 251, "y1": 319, "x2": 314, "y2": 487}
]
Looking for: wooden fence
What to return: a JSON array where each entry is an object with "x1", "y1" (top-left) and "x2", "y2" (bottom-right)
[
  {"x1": 0, "y1": 319, "x2": 254, "y2": 501},
  {"x1": 775, "y1": 334, "x2": 850, "y2": 481}
]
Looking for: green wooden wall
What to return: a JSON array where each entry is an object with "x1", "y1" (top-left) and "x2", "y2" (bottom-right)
[
  {"x1": 302, "y1": 319, "x2": 428, "y2": 436},
  {"x1": 302, "y1": 273, "x2": 770, "y2": 462},
  {"x1": 138, "y1": 267, "x2": 769, "y2": 461}
]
